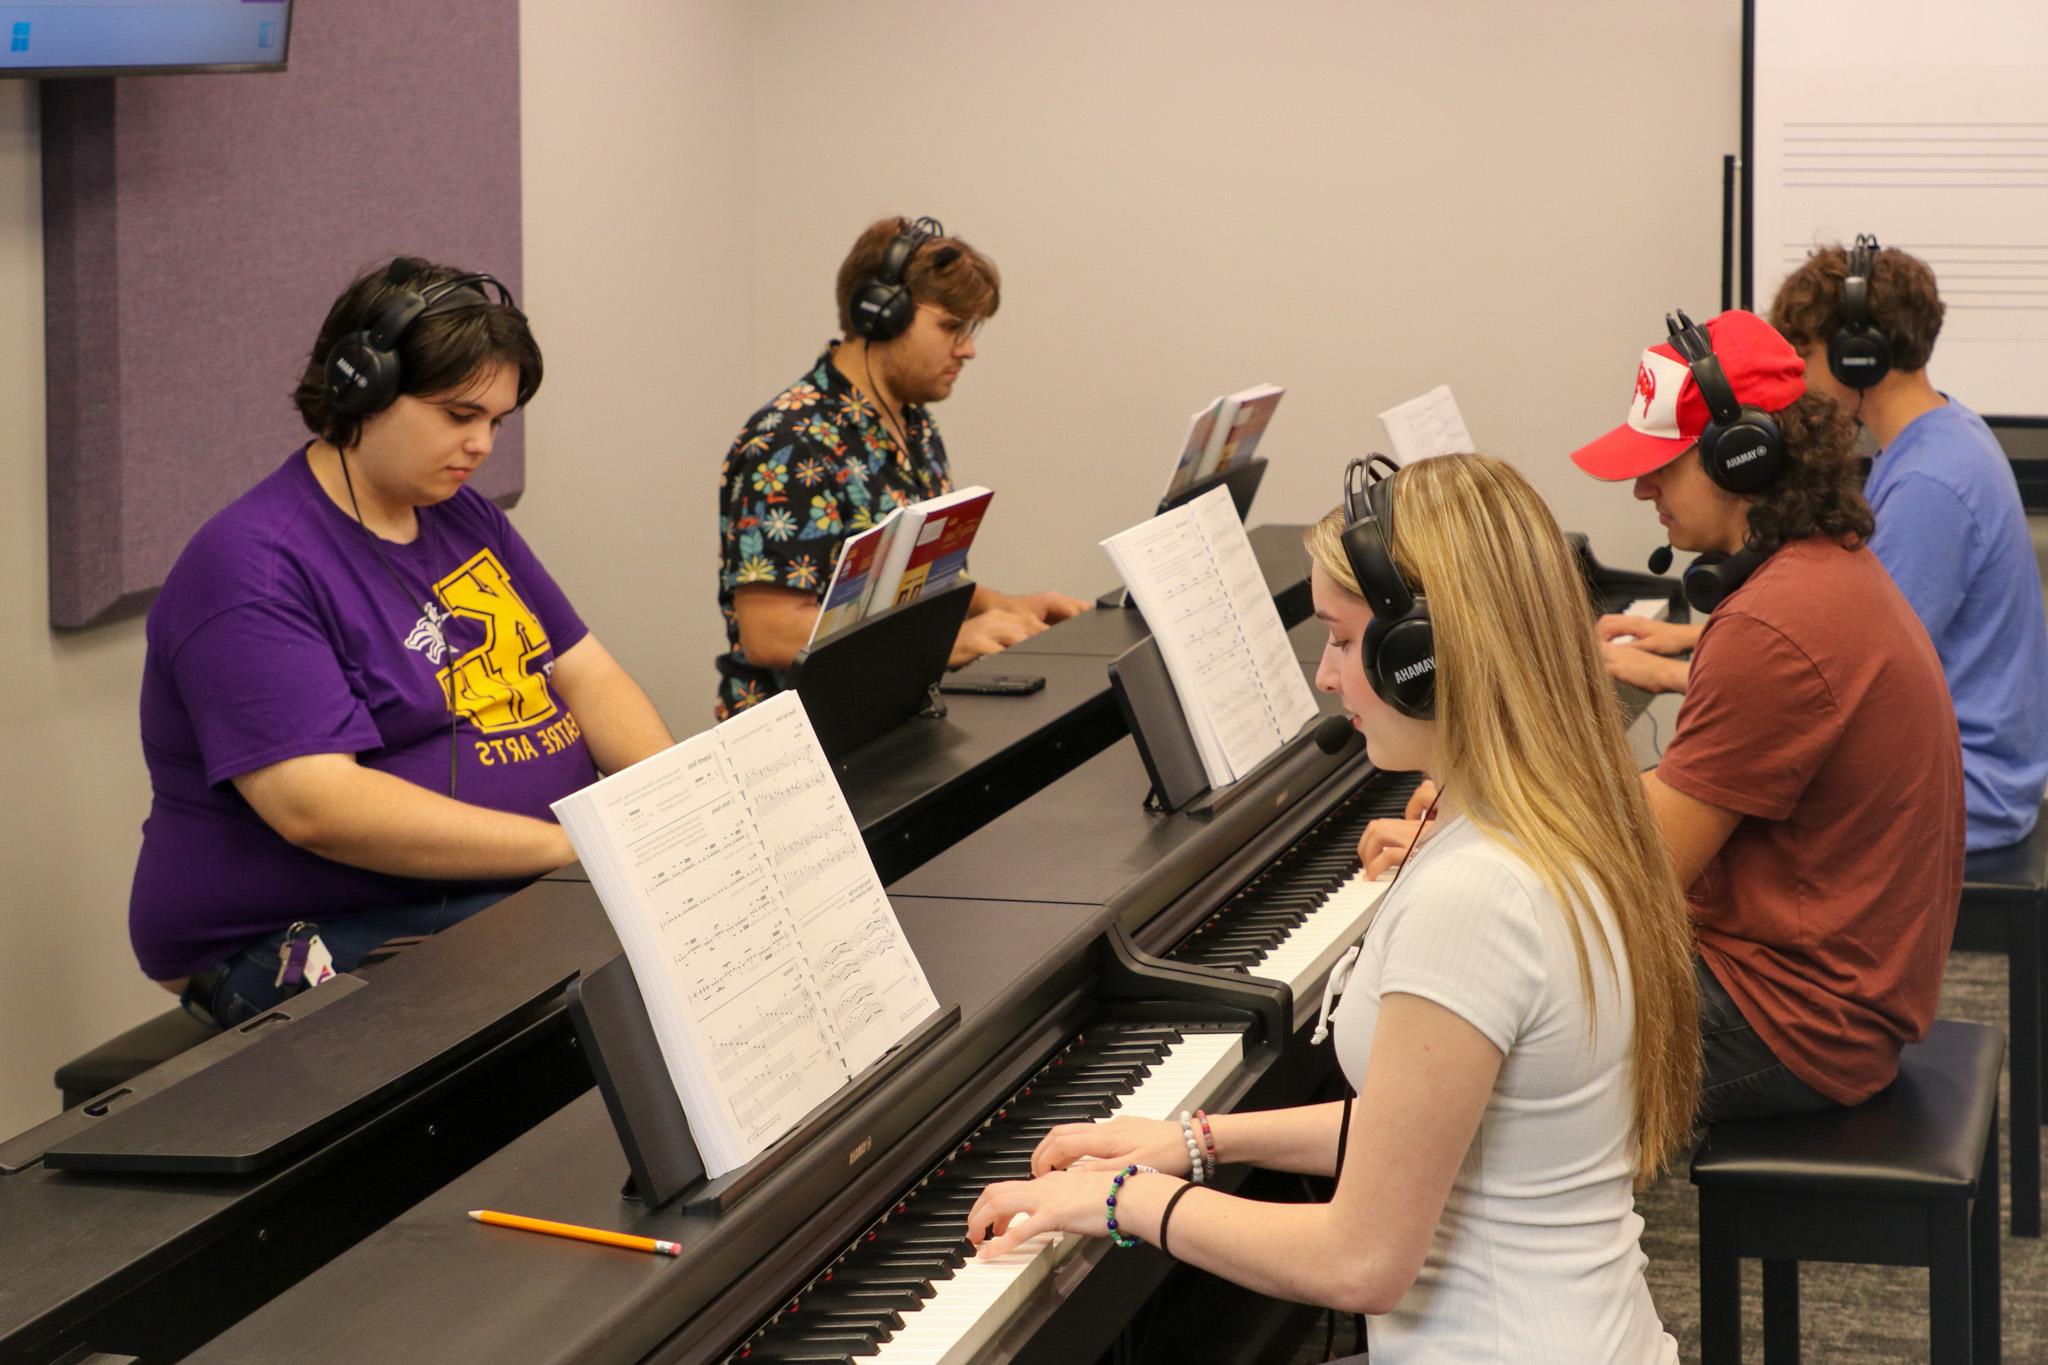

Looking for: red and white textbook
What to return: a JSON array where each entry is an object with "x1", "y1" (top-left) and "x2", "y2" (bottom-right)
[{"x1": 869, "y1": 486, "x2": 995, "y2": 610}]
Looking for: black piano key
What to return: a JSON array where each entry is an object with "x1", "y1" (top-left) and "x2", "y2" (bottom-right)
[
  {"x1": 739, "y1": 1333, "x2": 879, "y2": 1359},
  {"x1": 784, "y1": 1307, "x2": 904, "y2": 1334},
  {"x1": 832, "y1": 1271, "x2": 936, "y2": 1298},
  {"x1": 794, "y1": 1285, "x2": 928, "y2": 1315}
]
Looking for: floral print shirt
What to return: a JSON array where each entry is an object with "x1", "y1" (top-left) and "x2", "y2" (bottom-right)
[{"x1": 715, "y1": 344, "x2": 953, "y2": 718}]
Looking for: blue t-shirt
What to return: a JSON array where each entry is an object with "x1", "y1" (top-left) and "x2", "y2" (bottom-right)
[
  {"x1": 130, "y1": 447, "x2": 597, "y2": 978},
  {"x1": 1868, "y1": 398, "x2": 2048, "y2": 850}
]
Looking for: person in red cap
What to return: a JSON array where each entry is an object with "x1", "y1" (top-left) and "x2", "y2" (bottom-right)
[
  {"x1": 1573, "y1": 307, "x2": 1963, "y2": 1121},
  {"x1": 1362, "y1": 308, "x2": 1961, "y2": 1120}
]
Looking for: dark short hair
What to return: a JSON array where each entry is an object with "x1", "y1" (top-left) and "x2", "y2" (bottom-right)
[
  {"x1": 1769, "y1": 242, "x2": 1946, "y2": 373},
  {"x1": 834, "y1": 217, "x2": 1001, "y2": 337},
  {"x1": 292, "y1": 257, "x2": 543, "y2": 448},
  {"x1": 1741, "y1": 391, "x2": 1874, "y2": 555}
]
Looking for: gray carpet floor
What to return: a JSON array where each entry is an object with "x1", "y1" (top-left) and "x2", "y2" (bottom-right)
[{"x1": 1287, "y1": 948, "x2": 2040, "y2": 1362}]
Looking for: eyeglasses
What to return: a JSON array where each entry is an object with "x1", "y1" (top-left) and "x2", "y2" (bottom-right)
[{"x1": 919, "y1": 305, "x2": 984, "y2": 345}]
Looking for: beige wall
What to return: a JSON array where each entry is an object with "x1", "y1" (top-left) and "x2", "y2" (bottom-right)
[
  {"x1": 740, "y1": 2, "x2": 1745, "y2": 600},
  {"x1": 0, "y1": 83, "x2": 168, "y2": 1139},
  {"x1": 0, "y1": 2, "x2": 1743, "y2": 1133}
]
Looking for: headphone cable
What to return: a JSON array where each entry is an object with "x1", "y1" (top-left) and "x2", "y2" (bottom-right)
[
  {"x1": 860, "y1": 341, "x2": 918, "y2": 464},
  {"x1": 336, "y1": 446, "x2": 462, "y2": 802}
]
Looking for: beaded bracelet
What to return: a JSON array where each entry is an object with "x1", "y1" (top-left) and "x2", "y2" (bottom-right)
[
  {"x1": 1193, "y1": 1108, "x2": 1219, "y2": 1178},
  {"x1": 1179, "y1": 1111, "x2": 1206, "y2": 1184},
  {"x1": 1106, "y1": 1164, "x2": 1141, "y2": 1248}
]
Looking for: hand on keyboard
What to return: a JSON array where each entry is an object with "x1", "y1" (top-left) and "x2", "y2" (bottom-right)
[
  {"x1": 1361, "y1": 814, "x2": 1439, "y2": 879},
  {"x1": 1031, "y1": 1116, "x2": 1194, "y2": 1179},
  {"x1": 1595, "y1": 614, "x2": 1698, "y2": 657},
  {"x1": 967, "y1": 1166, "x2": 1169, "y2": 1261}
]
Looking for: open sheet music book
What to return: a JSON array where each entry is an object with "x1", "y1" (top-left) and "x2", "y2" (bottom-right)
[
  {"x1": 1102, "y1": 486, "x2": 1321, "y2": 788},
  {"x1": 551, "y1": 691, "x2": 940, "y2": 1177}
]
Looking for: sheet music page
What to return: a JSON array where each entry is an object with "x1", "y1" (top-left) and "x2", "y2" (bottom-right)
[
  {"x1": 1377, "y1": 385, "x2": 1475, "y2": 462},
  {"x1": 1104, "y1": 487, "x2": 1319, "y2": 786},
  {"x1": 1186, "y1": 491, "x2": 1321, "y2": 754},
  {"x1": 554, "y1": 691, "x2": 938, "y2": 1175},
  {"x1": 1099, "y1": 508, "x2": 1240, "y2": 785},
  {"x1": 715, "y1": 696, "x2": 939, "y2": 1073},
  {"x1": 1752, "y1": 0, "x2": 2048, "y2": 416}
]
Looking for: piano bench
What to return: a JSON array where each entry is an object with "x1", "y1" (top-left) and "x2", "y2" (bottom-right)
[
  {"x1": 1954, "y1": 801, "x2": 2048, "y2": 1238},
  {"x1": 54, "y1": 1007, "x2": 218, "y2": 1111},
  {"x1": 1690, "y1": 1019, "x2": 2003, "y2": 1365}
]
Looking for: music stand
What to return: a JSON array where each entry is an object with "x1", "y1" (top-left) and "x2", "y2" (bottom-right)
[{"x1": 790, "y1": 580, "x2": 975, "y2": 763}]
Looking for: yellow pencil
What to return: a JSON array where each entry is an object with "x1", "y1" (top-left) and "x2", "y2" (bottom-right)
[{"x1": 468, "y1": 1209, "x2": 681, "y2": 1257}]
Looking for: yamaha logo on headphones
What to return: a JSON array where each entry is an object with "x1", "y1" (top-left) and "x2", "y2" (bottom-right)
[
  {"x1": 1842, "y1": 355, "x2": 1877, "y2": 368},
  {"x1": 334, "y1": 356, "x2": 365, "y2": 387},
  {"x1": 1393, "y1": 658, "x2": 1435, "y2": 685},
  {"x1": 1725, "y1": 445, "x2": 1769, "y2": 468}
]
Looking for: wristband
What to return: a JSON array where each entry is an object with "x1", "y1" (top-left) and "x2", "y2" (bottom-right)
[
  {"x1": 1156, "y1": 1181, "x2": 1196, "y2": 1260},
  {"x1": 1106, "y1": 1164, "x2": 1140, "y2": 1248}
]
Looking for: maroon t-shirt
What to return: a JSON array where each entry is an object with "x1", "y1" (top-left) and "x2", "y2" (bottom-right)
[{"x1": 1659, "y1": 536, "x2": 1963, "y2": 1104}]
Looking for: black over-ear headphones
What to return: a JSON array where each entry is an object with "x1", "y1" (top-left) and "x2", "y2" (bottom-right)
[
  {"x1": 1682, "y1": 547, "x2": 1768, "y2": 615},
  {"x1": 1340, "y1": 454, "x2": 1435, "y2": 719},
  {"x1": 324, "y1": 259, "x2": 522, "y2": 421},
  {"x1": 1665, "y1": 309, "x2": 1786, "y2": 495},
  {"x1": 848, "y1": 216, "x2": 947, "y2": 343},
  {"x1": 1827, "y1": 233, "x2": 1893, "y2": 391}
]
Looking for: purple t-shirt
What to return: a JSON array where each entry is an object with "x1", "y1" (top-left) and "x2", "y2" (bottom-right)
[{"x1": 129, "y1": 447, "x2": 597, "y2": 978}]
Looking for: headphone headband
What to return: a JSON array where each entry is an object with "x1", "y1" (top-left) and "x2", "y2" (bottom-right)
[
  {"x1": 1338, "y1": 454, "x2": 1435, "y2": 718},
  {"x1": 850, "y1": 217, "x2": 947, "y2": 342},
  {"x1": 1828, "y1": 232, "x2": 1893, "y2": 391},
  {"x1": 325, "y1": 262, "x2": 523, "y2": 423},
  {"x1": 1665, "y1": 309, "x2": 1787, "y2": 494}
]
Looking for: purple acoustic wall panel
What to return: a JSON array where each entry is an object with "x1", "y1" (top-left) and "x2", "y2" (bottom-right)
[{"x1": 42, "y1": 1, "x2": 524, "y2": 630}]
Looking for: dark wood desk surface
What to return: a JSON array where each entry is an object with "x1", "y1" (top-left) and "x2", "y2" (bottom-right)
[{"x1": 184, "y1": 896, "x2": 1116, "y2": 1365}]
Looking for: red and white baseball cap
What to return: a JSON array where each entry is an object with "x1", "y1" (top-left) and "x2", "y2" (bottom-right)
[{"x1": 1570, "y1": 309, "x2": 1807, "y2": 481}]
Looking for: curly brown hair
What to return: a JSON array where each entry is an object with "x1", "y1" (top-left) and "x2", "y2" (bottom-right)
[
  {"x1": 1742, "y1": 391, "x2": 1873, "y2": 554},
  {"x1": 1768, "y1": 243, "x2": 1945, "y2": 373}
]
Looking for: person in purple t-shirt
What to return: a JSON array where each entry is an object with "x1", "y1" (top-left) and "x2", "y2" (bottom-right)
[{"x1": 131, "y1": 258, "x2": 673, "y2": 1026}]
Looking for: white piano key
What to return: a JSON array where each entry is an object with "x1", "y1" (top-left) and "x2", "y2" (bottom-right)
[
  {"x1": 869, "y1": 1029, "x2": 1243, "y2": 1364},
  {"x1": 1245, "y1": 871, "x2": 1388, "y2": 1002}
]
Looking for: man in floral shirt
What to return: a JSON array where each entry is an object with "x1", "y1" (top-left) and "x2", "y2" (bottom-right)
[{"x1": 715, "y1": 218, "x2": 1089, "y2": 717}]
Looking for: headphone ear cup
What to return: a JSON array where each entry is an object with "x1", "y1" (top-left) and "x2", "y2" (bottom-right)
[
  {"x1": 1827, "y1": 329, "x2": 1893, "y2": 390},
  {"x1": 850, "y1": 282, "x2": 912, "y2": 341},
  {"x1": 1364, "y1": 606, "x2": 1436, "y2": 719},
  {"x1": 324, "y1": 331, "x2": 402, "y2": 418},
  {"x1": 1699, "y1": 408, "x2": 1784, "y2": 494}
]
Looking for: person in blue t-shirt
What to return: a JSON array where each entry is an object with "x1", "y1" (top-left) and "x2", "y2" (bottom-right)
[
  {"x1": 1769, "y1": 239, "x2": 2048, "y2": 850},
  {"x1": 1601, "y1": 242, "x2": 2048, "y2": 850}
]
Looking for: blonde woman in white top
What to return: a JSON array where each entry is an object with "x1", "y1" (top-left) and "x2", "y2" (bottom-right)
[{"x1": 966, "y1": 453, "x2": 1699, "y2": 1363}]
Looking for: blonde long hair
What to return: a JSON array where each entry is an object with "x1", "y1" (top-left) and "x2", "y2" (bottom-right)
[{"x1": 1306, "y1": 454, "x2": 1699, "y2": 1180}]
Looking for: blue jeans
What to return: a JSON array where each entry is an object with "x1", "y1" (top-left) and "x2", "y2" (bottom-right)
[
  {"x1": 181, "y1": 891, "x2": 510, "y2": 1028},
  {"x1": 1696, "y1": 955, "x2": 1839, "y2": 1124}
]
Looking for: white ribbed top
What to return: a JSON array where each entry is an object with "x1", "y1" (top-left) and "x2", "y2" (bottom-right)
[{"x1": 1330, "y1": 817, "x2": 1678, "y2": 1365}]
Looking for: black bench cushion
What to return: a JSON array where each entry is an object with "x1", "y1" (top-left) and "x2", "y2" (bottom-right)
[
  {"x1": 53, "y1": 1008, "x2": 217, "y2": 1102},
  {"x1": 1691, "y1": 1020, "x2": 2003, "y2": 1200},
  {"x1": 1962, "y1": 797, "x2": 2048, "y2": 906}
]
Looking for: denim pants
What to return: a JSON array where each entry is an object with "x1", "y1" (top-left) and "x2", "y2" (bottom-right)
[
  {"x1": 1695, "y1": 954, "x2": 1839, "y2": 1125},
  {"x1": 182, "y1": 891, "x2": 510, "y2": 1028}
]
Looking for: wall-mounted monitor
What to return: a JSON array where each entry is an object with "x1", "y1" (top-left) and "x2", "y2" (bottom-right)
[{"x1": 0, "y1": 1, "x2": 292, "y2": 78}]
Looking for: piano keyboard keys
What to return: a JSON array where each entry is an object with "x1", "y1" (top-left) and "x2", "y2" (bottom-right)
[
  {"x1": 734, "y1": 1026, "x2": 1243, "y2": 1365},
  {"x1": 1171, "y1": 770, "x2": 1422, "y2": 1008}
]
